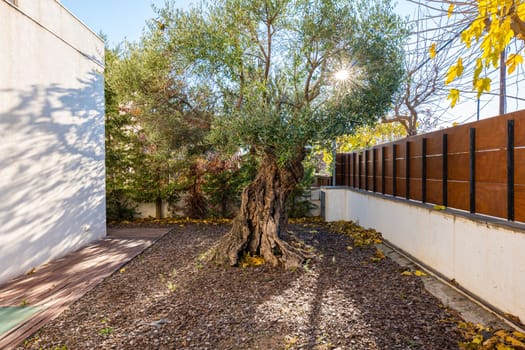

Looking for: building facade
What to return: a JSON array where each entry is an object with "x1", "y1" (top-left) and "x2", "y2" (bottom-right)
[{"x1": 0, "y1": 0, "x2": 106, "y2": 284}]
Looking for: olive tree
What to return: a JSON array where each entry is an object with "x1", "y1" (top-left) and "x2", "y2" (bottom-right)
[{"x1": 157, "y1": 0, "x2": 406, "y2": 267}]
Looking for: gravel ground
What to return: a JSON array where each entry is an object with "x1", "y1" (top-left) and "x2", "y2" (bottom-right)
[{"x1": 19, "y1": 221, "x2": 465, "y2": 349}]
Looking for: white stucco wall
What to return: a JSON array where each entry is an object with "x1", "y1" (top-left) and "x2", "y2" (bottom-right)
[
  {"x1": 135, "y1": 202, "x2": 172, "y2": 219},
  {"x1": 322, "y1": 188, "x2": 525, "y2": 323},
  {"x1": 0, "y1": 0, "x2": 106, "y2": 284}
]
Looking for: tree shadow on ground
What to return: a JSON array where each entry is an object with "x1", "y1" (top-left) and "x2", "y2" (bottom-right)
[
  {"x1": 134, "y1": 223, "x2": 463, "y2": 349},
  {"x1": 279, "y1": 224, "x2": 463, "y2": 350},
  {"x1": 13, "y1": 223, "x2": 465, "y2": 350}
]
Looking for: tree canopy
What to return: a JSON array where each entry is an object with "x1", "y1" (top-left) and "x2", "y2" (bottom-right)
[
  {"x1": 148, "y1": 0, "x2": 407, "y2": 267},
  {"x1": 156, "y1": 0, "x2": 406, "y2": 164},
  {"x1": 104, "y1": 0, "x2": 406, "y2": 265}
]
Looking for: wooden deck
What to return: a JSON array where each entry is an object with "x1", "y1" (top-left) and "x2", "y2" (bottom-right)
[{"x1": 0, "y1": 227, "x2": 170, "y2": 349}]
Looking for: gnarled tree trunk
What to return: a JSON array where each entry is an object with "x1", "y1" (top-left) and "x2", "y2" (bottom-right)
[{"x1": 210, "y1": 149, "x2": 307, "y2": 269}]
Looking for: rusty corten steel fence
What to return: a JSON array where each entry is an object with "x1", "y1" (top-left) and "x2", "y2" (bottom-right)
[{"x1": 335, "y1": 109, "x2": 525, "y2": 222}]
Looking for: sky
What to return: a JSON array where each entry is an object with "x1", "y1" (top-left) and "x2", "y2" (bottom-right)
[
  {"x1": 60, "y1": 0, "x2": 196, "y2": 47},
  {"x1": 59, "y1": 0, "x2": 523, "y2": 126},
  {"x1": 60, "y1": 0, "x2": 416, "y2": 47}
]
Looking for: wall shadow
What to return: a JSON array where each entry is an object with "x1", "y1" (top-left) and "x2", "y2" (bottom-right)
[{"x1": 0, "y1": 70, "x2": 106, "y2": 283}]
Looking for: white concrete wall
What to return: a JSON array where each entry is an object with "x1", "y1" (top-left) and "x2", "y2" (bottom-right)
[
  {"x1": 322, "y1": 188, "x2": 525, "y2": 323},
  {"x1": 135, "y1": 202, "x2": 171, "y2": 219},
  {"x1": 0, "y1": 0, "x2": 106, "y2": 284},
  {"x1": 308, "y1": 188, "x2": 321, "y2": 217}
]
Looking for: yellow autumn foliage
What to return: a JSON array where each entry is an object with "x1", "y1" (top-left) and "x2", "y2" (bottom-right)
[
  {"x1": 400, "y1": 269, "x2": 427, "y2": 277},
  {"x1": 239, "y1": 253, "x2": 265, "y2": 268},
  {"x1": 457, "y1": 320, "x2": 525, "y2": 350},
  {"x1": 337, "y1": 122, "x2": 407, "y2": 153},
  {"x1": 447, "y1": 89, "x2": 460, "y2": 108},
  {"x1": 446, "y1": 58, "x2": 464, "y2": 84},
  {"x1": 414, "y1": 270, "x2": 427, "y2": 277},
  {"x1": 443, "y1": 0, "x2": 525, "y2": 105},
  {"x1": 327, "y1": 221, "x2": 383, "y2": 247},
  {"x1": 507, "y1": 53, "x2": 524, "y2": 74},
  {"x1": 429, "y1": 43, "x2": 437, "y2": 58},
  {"x1": 448, "y1": 3, "x2": 455, "y2": 18}
]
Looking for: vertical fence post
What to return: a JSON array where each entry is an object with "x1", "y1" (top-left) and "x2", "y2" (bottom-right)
[
  {"x1": 508, "y1": 120, "x2": 515, "y2": 221},
  {"x1": 346, "y1": 154, "x2": 351, "y2": 187},
  {"x1": 344, "y1": 154, "x2": 348, "y2": 186},
  {"x1": 358, "y1": 153, "x2": 361, "y2": 189},
  {"x1": 341, "y1": 154, "x2": 345, "y2": 186},
  {"x1": 357, "y1": 153, "x2": 363, "y2": 190},
  {"x1": 393, "y1": 144, "x2": 397, "y2": 197},
  {"x1": 353, "y1": 153, "x2": 356, "y2": 188},
  {"x1": 364, "y1": 150, "x2": 368, "y2": 190},
  {"x1": 350, "y1": 153, "x2": 355, "y2": 187},
  {"x1": 470, "y1": 128, "x2": 476, "y2": 214},
  {"x1": 359, "y1": 152, "x2": 366, "y2": 189},
  {"x1": 333, "y1": 153, "x2": 337, "y2": 186},
  {"x1": 422, "y1": 138, "x2": 427, "y2": 203},
  {"x1": 340, "y1": 153, "x2": 343, "y2": 186},
  {"x1": 354, "y1": 153, "x2": 357, "y2": 189},
  {"x1": 442, "y1": 134, "x2": 448, "y2": 207},
  {"x1": 406, "y1": 141, "x2": 410, "y2": 200},
  {"x1": 372, "y1": 148, "x2": 377, "y2": 192},
  {"x1": 355, "y1": 152, "x2": 358, "y2": 188},
  {"x1": 349, "y1": 153, "x2": 352, "y2": 188},
  {"x1": 381, "y1": 146, "x2": 386, "y2": 195}
]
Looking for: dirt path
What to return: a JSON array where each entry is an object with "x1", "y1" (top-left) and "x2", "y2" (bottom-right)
[{"x1": 19, "y1": 222, "x2": 464, "y2": 349}]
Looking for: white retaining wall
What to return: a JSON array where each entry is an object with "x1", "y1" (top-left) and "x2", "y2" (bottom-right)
[
  {"x1": 135, "y1": 201, "x2": 185, "y2": 219},
  {"x1": 322, "y1": 188, "x2": 525, "y2": 323},
  {"x1": 0, "y1": 0, "x2": 106, "y2": 284}
]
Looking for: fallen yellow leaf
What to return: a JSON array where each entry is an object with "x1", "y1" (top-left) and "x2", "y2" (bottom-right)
[
  {"x1": 495, "y1": 330, "x2": 508, "y2": 338},
  {"x1": 414, "y1": 270, "x2": 427, "y2": 277},
  {"x1": 513, "y1": 331, "x2": 525, "y2": 340},
  {"x1": 482, "y1": 336, "x2": 499, "y2": 347},
  {"x1": 505, "y1": 335, "x2": 525, "y2": 348},
  {"x1": 471, "y1": 334, "x2": 483, "y2": 345},
  {"x1": 401, "y1": 271, "x2": 413, "y2": 276}
]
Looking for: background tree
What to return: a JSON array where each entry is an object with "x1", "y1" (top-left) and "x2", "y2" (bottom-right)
[
  {"x1": 384, "y1": 34, "x2": 450, "y2": 135},
  {"x1": 156, "y1": 0, "x2": 406, "y2": 268},
  {"x1": 105, "y1": 47, "x2": 144, "y2": 221},
  {"x1": 105, "y1": 25, "x2": 213, "y2": 219},
  {"x1": 313, "y1": 122, "x2": 406, "y2": 178},
  {"x1": 203, "y1": 153, "x2": 257, "y2": 218},
  {"x1": 380, "y1": 2, "x2": 484, "y2": 134},
  {"x1": 337, "y1": 123, "x2": 407, "y2": 151}
]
